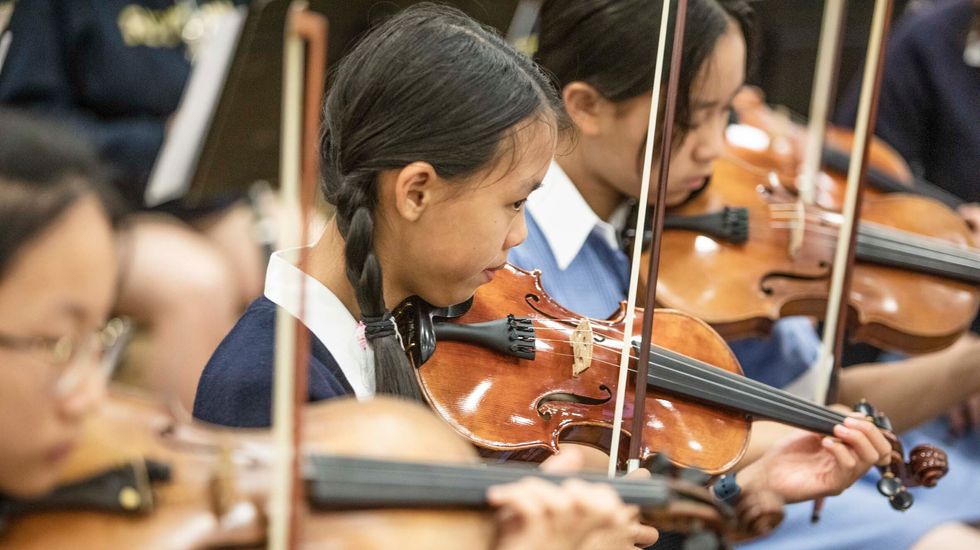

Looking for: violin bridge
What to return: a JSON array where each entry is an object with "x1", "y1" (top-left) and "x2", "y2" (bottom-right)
[
  {"x1": 571, "y1": 318, "x2": 594, "y2": 376},
  {"x1": 789, "y1": 195, "x2": 806, "y2": 258}
]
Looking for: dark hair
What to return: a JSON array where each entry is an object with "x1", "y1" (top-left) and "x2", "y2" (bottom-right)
[
  {"x1": 0, "y1": 110, "x2": 122, "y2": 279},
  {"x1": 320, "y1": 4, "x2": 563, "y2": 400},
  {"x1": 536, "y1": 0, "x2": 756, "y2": 138}
]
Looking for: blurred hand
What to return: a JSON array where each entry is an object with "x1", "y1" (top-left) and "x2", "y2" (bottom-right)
[
  {"x1": 487, "y1": 448, "x2": 659, "y2": 550},
  {"x1": 948, "y1": 393, "x2": 980, "y2": 437}
]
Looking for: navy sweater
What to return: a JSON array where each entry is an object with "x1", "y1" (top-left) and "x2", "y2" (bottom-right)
[
  {"x1": 0, "y1": 0, "x2": 246, "y2": 207},
  {"x1": 836, "y1": 0, "x2": 979, "y2": 201},
  {"x1": 193, "y1": 296, "x2": 354, "y2": 428}
]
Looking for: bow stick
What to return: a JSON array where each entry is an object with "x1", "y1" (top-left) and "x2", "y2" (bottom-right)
[
  {"x1": 796, "y1": 0, "x2": 847, "y2": 207},
  {"x1": 811, "y1": 0, "x2": 895, "y2": 408},
  {"x1": 269, "y1": 3, "x2": 328, "y2": 549},
  {"x1": 608, "y1": 0, "x2": 689, "y2": 477},
  {"x1": 805, "y1": 0, "x2": 894, "y2": 522}
]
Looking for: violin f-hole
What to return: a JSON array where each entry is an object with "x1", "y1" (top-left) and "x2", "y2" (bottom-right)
[
  {"x1": 759, "y1": 266, "x2": 831, "y2": 295},
  {"x1": 535, "y1": 385, "x2": 613, "y2": 421}
]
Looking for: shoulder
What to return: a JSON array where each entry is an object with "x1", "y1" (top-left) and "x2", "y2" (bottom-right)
[
  {"x1": 890, "y1": 1, "x2": 971, "y2": 59},
  {"x1": 193, "y1": 297, "x2": 354, "y2": 427}
]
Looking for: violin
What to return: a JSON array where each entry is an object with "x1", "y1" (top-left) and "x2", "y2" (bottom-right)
[
  {"x1": 393, "y1": 265, "x2": 948, "y2": 512},
  {"x1": 0, "y1": 389, "x2": 742, "y2": 549},
  {"x1": 0, "y1": 389, "x2": 270, "y2": 549},
  {"x1": 650, "y1": 154, "x2": 979, "y2": 354}
]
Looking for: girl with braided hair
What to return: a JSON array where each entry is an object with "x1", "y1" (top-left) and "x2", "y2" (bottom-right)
[
  {"x1": 192, "y1": 4, "x2": 660, "y2": 548},
  {"x1": 193, "y1": 1, "x2": 559, "y2": 426}
]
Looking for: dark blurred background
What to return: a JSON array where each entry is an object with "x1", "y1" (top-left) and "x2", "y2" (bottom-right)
[{"x1": 324, "y1": 0, "x2": 918, "y2": 119}]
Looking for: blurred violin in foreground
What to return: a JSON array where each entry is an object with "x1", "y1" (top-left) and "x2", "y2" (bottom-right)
[{"x1": 0, "y1": 389, "x2": 748, "y2": 549}]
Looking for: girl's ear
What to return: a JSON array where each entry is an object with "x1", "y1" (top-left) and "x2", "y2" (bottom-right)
[
  {"x1": 388, "y1": 161, "x2": 439, "y2": 222},
  {"x1": 562, "y1": 81, "x2": 607, "y2": 138}
]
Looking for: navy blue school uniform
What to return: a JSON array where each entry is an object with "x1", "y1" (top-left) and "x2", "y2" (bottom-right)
[
  {"x1": 0, "y1": 0, "x2": 246, "y2": 209},
  {"x1": 835, "y1": 0, "x2": 980, "y2": 200},
  {"x1": 193, "y1": 296, "x2": 354, "y2": 428},
  {"x1": 195, "y1": 248, "x2": 376, "y2": 427}
]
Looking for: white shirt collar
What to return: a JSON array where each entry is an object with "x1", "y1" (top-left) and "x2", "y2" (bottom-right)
[
  {"x1": 526, "y1": 161, "x2": 623, "y2": 270},
  {"x1": 263, "y1": 248, "x2": 375, "y2": 398}
]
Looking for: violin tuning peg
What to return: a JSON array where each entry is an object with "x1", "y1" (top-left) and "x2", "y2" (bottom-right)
[
  {"x1": 876, "y1": 475, "x2": 902, "y2": 497},
  {"x1": 679, "y1": 467, "x2": 712, "y2": 486},
  {"x1": 145, "y1": 459, "x2": 172, "y2": 483},
  {"x1": 889, "y1": 489, "x2": 914, "y2": 511},
  {"x1": 853, "y1": 400, "x2": 876, "y2": 419},
  {"x1": 874, "y1": 412, "x2": 893, "y2": 432},
  {"x1": 682, "y1": 531, "x2": 723, "y2": 550}
]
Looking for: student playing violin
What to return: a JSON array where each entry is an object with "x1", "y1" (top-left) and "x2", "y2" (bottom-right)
[
  {"x1": 512, "y1": 1, "x2": 980, "y2": 548},
  {"x1": 0, "y1": 111, "x2": 119, "y2": 500},
  {"x1": 0, "y1": 109, "x2": 661, "y2": 550},
  {"x1": 191, "y1": 4, "x2": 667, "y2": 548},
  {"x1": 193, "y1": 3, "x2": 561, "y2": 423}
]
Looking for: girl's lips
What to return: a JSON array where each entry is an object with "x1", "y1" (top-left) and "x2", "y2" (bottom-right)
[
  {"x1": 686, "y1": 175, "x2": 709, "y2": 189},
  {"x1": 483, "y1": 263, "x2": 506, "y2": 282},
  {"x1": 45, "y1": 440, "x2": 75, "y2": 464}
]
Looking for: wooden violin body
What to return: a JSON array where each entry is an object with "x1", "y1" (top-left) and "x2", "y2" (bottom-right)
[
  {"x1": 394, "y1": 265, "x2": 948, "y2": 507},
  {"x1": 0, "y1": 389, "x2": 742, "y2": 548},
  {"x1": 0, "y1": 392, "x2": 500, "y2": 550},
  {"x1": 0, "y1": 389, "x2": 270, "y2": 550},
  {"x1": 653, "y1": 156, "x2": 979, "y2": 353},
  {"x1": 397, "y1": 264, "x2": 750, "y2": 475}
]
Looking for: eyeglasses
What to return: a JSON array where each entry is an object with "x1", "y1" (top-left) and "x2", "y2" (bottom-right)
[{"x1": 0, "y1": 317, "x2": 131, "y2": 396}]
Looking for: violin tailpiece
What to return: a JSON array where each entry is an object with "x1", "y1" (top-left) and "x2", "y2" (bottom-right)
[
  {"x1": 432, "y1": 315, "x2": 536, "y2": 361},
  {"x1": 0, "y1": 459, "x2": 165, "y2": 522}
]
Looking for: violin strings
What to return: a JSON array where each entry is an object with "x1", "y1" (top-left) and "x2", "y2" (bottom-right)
[
  {"x1": 500, "y1": 314, "x2": 849, "y2": 429},
  {"x1": 766, "y1": 220, "x2": 980, "y2": 273},
  {"x1": 312, "y1": 457, "x2": 677, "y2": 507},
  {"x1": 768, "y1": 207, "x2": 980, "y2": 266},
  {"x1": 528, "y1": 327, "x2": 846, "y2": 429},
  {"x1": 645, "y1": 347, "x2": 846, "y2": 428},
  {"x1": 536, "y1": 344, "x2": 846, "y2": 431},
  {"x1": 316, "y1": 453, "x2": 729, "y2": 523}
]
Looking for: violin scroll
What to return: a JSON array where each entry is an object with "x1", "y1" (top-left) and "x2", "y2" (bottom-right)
[{"x1": 906, "y1": 445, "x2": 948, "y2": 488}]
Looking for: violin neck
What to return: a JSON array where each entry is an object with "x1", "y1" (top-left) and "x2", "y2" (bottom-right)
[
  {"x1": 644, "y1": 345, "x2": 845, "y2": 435},
  {"x1": 305, "y1": 455, "x2": 674, "y2": 511},
  {"x1": 855, "y1": 224, "x2": 980, "y2": 284}
]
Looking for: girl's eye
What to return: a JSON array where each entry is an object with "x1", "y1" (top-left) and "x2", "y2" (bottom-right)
[{"x1": 512, "y1": 199, "x2": 527, "y2": 211}]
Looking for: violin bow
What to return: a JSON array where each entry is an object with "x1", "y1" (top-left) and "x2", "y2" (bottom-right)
[
  {"x1": 808, "y1": 0, "x2": 894, "y2": 521},
  {"x1": 608, "y1": 0, "x2": 689, "y2": 477},
  {"x1": 269, "y1": 4, "x2": 328, "y2": 549},
  {"x1": 796, "y1": 0, "x2": 846, "y2": 207},
  {"x1": 811, "y1": 0, "x2": 895, "y2": 407}
]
